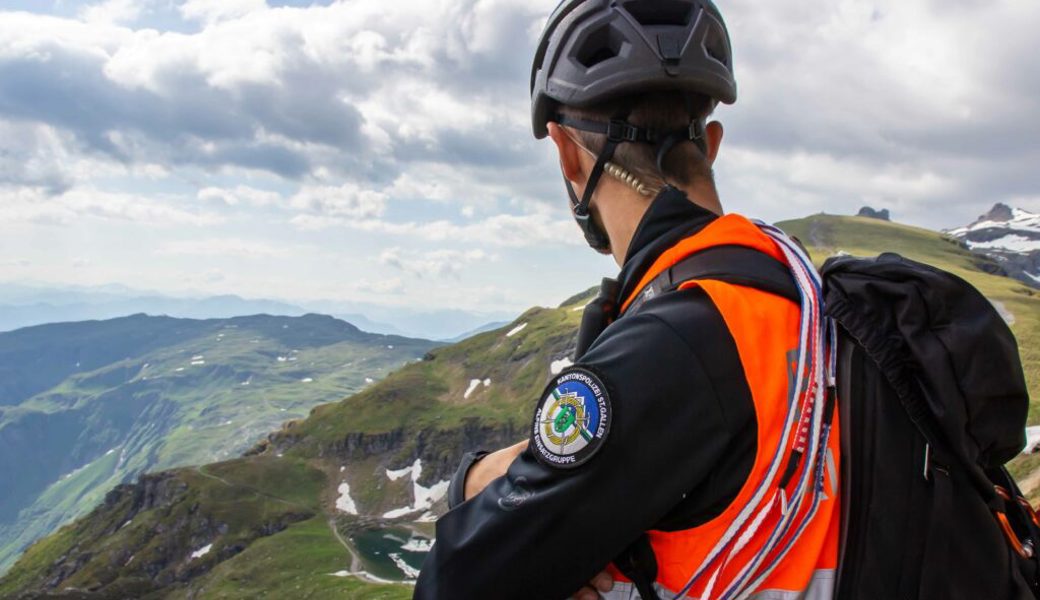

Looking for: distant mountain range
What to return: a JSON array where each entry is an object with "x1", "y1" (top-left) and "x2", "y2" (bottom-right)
[
  {"x1": 0, "y1": 283, "x2": 512, "y2": 341},
  {"x1": 0, "y1": 313, "x2": 439, "y2": 577},
  {"x1": 5, "y1": 210, "x2": 1040, "y2": 599},
  {"x1": 5, "y1": 209, "x2": 1040, "y2": 599},
  {"x1": 947, "y1": 203, "x2": 1040, "y2": 288}
]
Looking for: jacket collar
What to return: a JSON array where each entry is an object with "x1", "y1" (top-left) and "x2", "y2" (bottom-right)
[{"x1": 615, "y1": 186, "x2": 719, "y2": 308}]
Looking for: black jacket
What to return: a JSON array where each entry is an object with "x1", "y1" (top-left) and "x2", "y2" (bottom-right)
[{"x1": 414, "y1": 188, "x2": 758, "y2": 599}]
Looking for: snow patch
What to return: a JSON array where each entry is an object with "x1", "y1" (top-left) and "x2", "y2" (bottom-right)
[
  {"x1": 192, "y1": 355, "x2": 204, "y2": 361},
  {"x1": 175, "y1": 367, "x2": 185, "y2": 372},
  {"x1": 402, "y1": 538, "x2": 434, "y2": 552},
  {"x1": 414, "y1": 479, "x2": 450, "y2": 510},
  {"x1": 382, "y1": 459, "x2": 449, "y2": 519},
  {"x1": 336, "y1": 482, "x2": 359, "y2": 515},
  {"x1": 383, "y1": 506, "x2": 421, "y2": 519},
  {"x1": 550, "y1": 357, "x2": 574, "y2": 375},
  {"x1": 189, "y1": 544, "x2": 212, "y2": 561},
  {"x1": 277, "y1": 356, "x2": 288, "y2": 362},
  {"x1": 191, "y1": 360, "x2": 205, "y2": 366},
  {"x1": 967, "y1": 234, "x2": 1040, "y2": 253},
  {"x1": 506, "y1": 323, "x2": 528, "y2": 337},
  {"x1": 464, "y1": 378, "x2": 491, "y2": 400},
  {"x1": 301, "y1": 377, "x2": 314, "y2": 383},
  {"x1": 365, "y1": 377, "x2": 375, "y2": 384},
  {"x1": 1025, "y1": 427, "x2": 1040, "y2": 454},
  {"x1": 330, "y1": 570, "x2": 351, "y2": 577},
  {"x1": 387, "y1": 465, "x2": 413, "y2": 481},
  {"x1": 416, "y1": 511, "x2": 438, "y2": 523},
  {"x1": 389, "y1": 553, "x2": 421, "y2": 579}
]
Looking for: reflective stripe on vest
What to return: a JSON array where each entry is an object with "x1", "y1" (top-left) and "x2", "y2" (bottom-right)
[
  {"x1": 608, "y1": 214, "x2": 841, "y2": 600},
  {"x1": 596, "y1": 568, "x2": 836, "y2": 600}
]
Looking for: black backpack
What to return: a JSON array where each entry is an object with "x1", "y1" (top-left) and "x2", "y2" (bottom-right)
[
  {"x1": 824, "y1": 253, "x2": 1038, "y2": 599},
  {"x1": 609, "y1": 247, "x2": 1039, "y2": 599}
]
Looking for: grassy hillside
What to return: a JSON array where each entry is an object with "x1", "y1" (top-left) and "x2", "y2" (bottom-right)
[
  {"x1": 5, "y1": 212, "x2": 1040, "y2": 599},
  {"x1": 0, "y1": 314, "x2": 437, "y2": 577},
  {"x1": 777, "y1": 214, "x2": 1040, "y2": 417},
  {"x1": 0, "y1": 295, "x2": 590, "y2": 599}
]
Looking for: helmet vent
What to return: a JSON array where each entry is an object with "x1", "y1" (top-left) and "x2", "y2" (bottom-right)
[
  {"x1": 576, "y1": 24, "x2": 624, "y2": 69},
  {"x1": 621, "y1": 1, "x2": 694, "y2": 27},
  {"x1": 702, "y1": 26, "x2": 728, "y2": 65}
]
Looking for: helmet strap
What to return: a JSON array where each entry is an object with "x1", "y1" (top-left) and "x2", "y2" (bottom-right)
[
  {"x1": 655, "y1": 118, "x2": 707, "y2": 175},
  {"x1": 557, "y1": 105, "x2": 635, "y2": 254}
]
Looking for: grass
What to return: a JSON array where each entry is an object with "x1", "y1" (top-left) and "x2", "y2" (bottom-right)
[
  {"x1": 778, "y1": 214, "x2": 1040, "y2": 419},
  {"x1": 166, "y1": 518, "x2": 412, "y2": 600},
  {"x1": 0, "y1": 315, "x2": 438, "y2": 577}
]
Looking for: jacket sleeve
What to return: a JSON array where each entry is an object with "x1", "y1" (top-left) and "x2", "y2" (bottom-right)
[{"x1": 414, "y1": 308, "x2": 747, "y2": 600}]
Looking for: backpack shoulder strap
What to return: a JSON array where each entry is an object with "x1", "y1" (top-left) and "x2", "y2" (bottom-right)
[{"x1": 625, "y1": 245, "x2": 800, "y2": 315}]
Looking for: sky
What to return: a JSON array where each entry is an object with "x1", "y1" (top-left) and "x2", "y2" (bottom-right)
[{"x1": 0, "y1": 0, "x2": 1037, "y2": 314}]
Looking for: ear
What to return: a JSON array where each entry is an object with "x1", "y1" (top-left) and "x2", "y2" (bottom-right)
[
  {"x1": 547, "y1": 122, "x2": 586, "y2": 185},
  {"x1": 704, "y1": 121, "x2": 725, "y2": 165}
]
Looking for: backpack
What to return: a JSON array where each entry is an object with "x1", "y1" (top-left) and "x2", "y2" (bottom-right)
[
  {"x1": 614, "y1": 245, "x2": 1039, "y2": 599},
  {"x1": 823, "y1": 253, "x2": 1038, "y2": 599}
]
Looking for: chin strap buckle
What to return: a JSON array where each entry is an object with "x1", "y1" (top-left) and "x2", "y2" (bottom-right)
[
  {"x1": 606, "y1": 119, "x2": 640, "y2": 143},
  {"x1": 688, "y1": 120, "x2": 705, "y2": 140}
]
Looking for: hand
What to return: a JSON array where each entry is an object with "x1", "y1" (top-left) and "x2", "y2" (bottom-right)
[
  {"x1": 463, "y1": 439, "x2": 528, "y2": 500},
  {"x1": 573, "y1": 570, "x2": 614, "y2": 600}
]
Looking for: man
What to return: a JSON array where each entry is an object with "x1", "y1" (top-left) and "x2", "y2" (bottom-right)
[{"x1": 414, "y1": 1, "x2": 841, "y2": 598}]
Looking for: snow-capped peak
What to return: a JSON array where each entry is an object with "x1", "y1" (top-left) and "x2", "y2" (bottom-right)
[{"x1": 947, "y1": 204, "x2": 1040, "y2": 253}]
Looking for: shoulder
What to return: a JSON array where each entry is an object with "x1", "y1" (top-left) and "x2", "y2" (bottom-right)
[{"x1": 593, "y1": 286, "x2": 737, "y2": 367}]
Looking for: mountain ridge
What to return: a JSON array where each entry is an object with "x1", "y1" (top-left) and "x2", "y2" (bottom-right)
[
  {"x1": 946, "y1": 203, "x2": 1040, "y2": 288},
  {"x1": 0, "y1": 313, "x2": 439, "y2": 578},
  {"x1": 4, "y1": 212, "x2": 1040, "y2": 598}
]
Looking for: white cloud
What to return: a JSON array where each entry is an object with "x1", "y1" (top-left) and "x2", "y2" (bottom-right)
[
  {"x1": 355, "y1": 277, "x2": 406, "y2": 295},
  {"x1": 291, "y1": 211, "x2": 579, "y2": 248},
  {"x1": 1, "y1": 187, "x2": 223, "y2": 227},
  {"x1": 198, "y1": 186, "x2": 281, "y2": 207},
  {"x1": 289, "y1": 184, "x2": 387, "y2": 218},
  {"x1": 179, "y1": 0, "x2": 268, "y2": 27},
  {"x1": 380, "y1": 247, "x2": 494, "y2": 279},
  {"x1": 156, "y1": 238, "x2": 287, "y2": 259},
  {"x1": 79, "y1": 0, "x2": 142, "y2": 25}
]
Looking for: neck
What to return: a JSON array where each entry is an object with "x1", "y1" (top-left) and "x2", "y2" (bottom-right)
[{"x1": 597, "y1": 178, "x2": 723, "y2": 265}]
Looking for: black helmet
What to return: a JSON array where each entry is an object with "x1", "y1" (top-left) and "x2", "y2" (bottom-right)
[
  {"x1": 531, "y1": 0, "x2": 736, "y2": 140},
  {"x1": 530, "y1": 0, "x2": 737, "y2": 254}
]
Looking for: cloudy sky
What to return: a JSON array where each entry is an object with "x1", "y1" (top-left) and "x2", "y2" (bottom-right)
[{"x1": 0, "y1": 0, "x2": 1037, "y2": 315}]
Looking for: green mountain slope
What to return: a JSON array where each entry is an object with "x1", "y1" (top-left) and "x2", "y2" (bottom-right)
[
  {"x1": 0, "y1": 314, "x2": 437, "y2": 577},
  {"x1": 0, "y1": 297, "x2": 588, "y2": 599},
  {"x1": 777, "y1": 214, "x2": 1040, "y2": 414},
  {"x1": 4, "y1": 213, "x2": 1039, "y2": 599}
]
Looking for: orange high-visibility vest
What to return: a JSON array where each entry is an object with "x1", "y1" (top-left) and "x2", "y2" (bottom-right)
[{"x1": 605, "y1": 214, "x2": 841, "y2": 600}]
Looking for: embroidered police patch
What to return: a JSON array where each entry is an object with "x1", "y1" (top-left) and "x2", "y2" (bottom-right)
[{"x1": 532, "y1": 368, "x2": 611, "y2": 469}]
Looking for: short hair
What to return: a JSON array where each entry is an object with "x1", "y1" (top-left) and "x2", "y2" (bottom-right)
[{"x1": 559, "y1": 91, "x2": 716, "y2": 195}]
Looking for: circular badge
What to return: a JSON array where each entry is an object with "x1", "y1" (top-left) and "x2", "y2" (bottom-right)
[{"x1": 531, "y1": 368, "x2": 611, "y2": 469}]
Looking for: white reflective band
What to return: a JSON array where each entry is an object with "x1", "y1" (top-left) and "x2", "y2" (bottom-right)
[
  {"x1": 747, "y1": 569, "x2": 836, "y2": 600},
  {"x1": 594, "y1": 569, "x2": 835, "y2": 600},
  {"x1": 596, "y1": 581, "x2": 677, "y2": 600}
]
